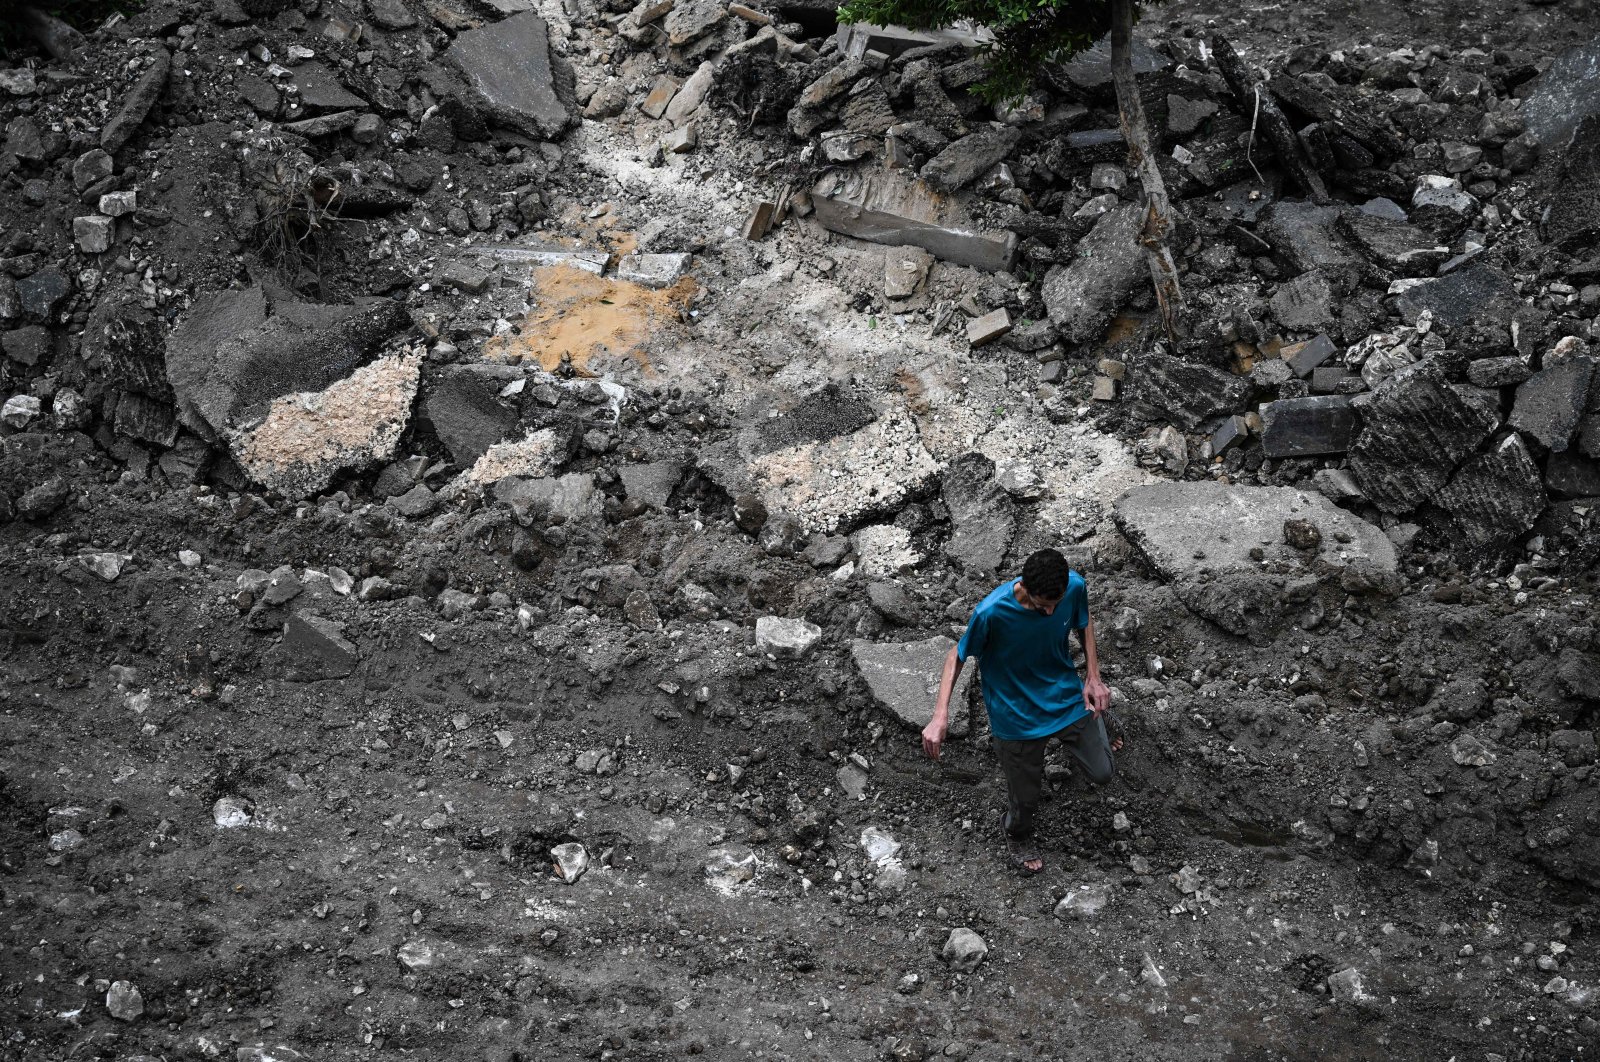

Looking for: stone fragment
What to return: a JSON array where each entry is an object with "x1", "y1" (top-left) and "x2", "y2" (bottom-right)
[
  {"x1": 639, "y1": 75, "x2": 679, "y2": 119},
  {"x1": 1042, "y1": 203, "x2": 1145, "y2": 345},
  {"x1": 704, "y1": 848, "x2": 758, "y2": 889},
  {"x1": 106, "y1": 981, "x2": 144, "y2": 1021},
  {"x1": 941, "y1": 928, "x2": 988, "y2": 972},
  {"x1": 1166, "y1": 94, "x2": 1217, "y2": 135},
  {"x1": 1467, "y1": 356, "x2": 1532, "y2": 388},
  {"x1": 1210, "y1": 414, "x2": 1249, "y2": 455},
  {"x1": 1450, "y1": 733, "x2": 1497, "y2": 767},
  {"x1": 282, "y1": 615, "x2": 359, "y2": 681},
  {"x1": 885, "y1": 246, "x2": 933, "y2": 299},
  {"x1": 495, "y1": 472, "x2": 600, "y2": 524},
  {"x1": 664, "y1": 0, "x2": 724, "y2": 45},
  {"x1": 1055, "y1": 882, "x2": 1112, "y2": 918},
  {"x1": 1269, "y1": 270, "x2": 1339, "y2": 335},
  {"x1": 742, "y1": 201, "x2": 776, "y2": 241},
  {"x1": 663, "y1": 123, "x2": 697, "y2": 153},
  {"x1": 618, "y1": 459, "x2": 682, "y2": 508},
  {"x1": 1327, "y1": 967, "x2": 1373, "y2": 1005},
  {"x1": 754, "y1": 616, "x2": 822, "y2": 660},
  {"x1": 664, "y1": 61, "x2": 715, "y2": 124},
  {"x1": 1, "y1": 394, "x2": 40, "y2": 429},
  {"x1": 1348, "y1": 360, "x2": 1501, "y2": 513},
  {"x1": 444, "y1": 12, "x2": 576, "y2": 140},
  {"x1": 212, "y1": 796, "x2": 253, "y2": 828},
  {"x1": 79, "y1": 552, "x2": 130, "y2": 581},
  {"x1": 550, "y1": 842, "x2": 588, "y2": 883},
  {"x1": 1432, "y1": 434, "x2": 1546, "y2": 546},
  {"x1": 98, "y1": 190, "x2": 137, "y2": 216},
  {"x1": 920, "y1": 125, "x2": 1021, "y2": 193},
  {"x1": 789, "y1": 59, "x2": 868, "y2": 137},
  {"x1": 17, "y1": 267, "x2": 70, "y2": 321},
  {"x1": 1547, "y1": 450, "x2": 1600, "y2": 497},
  {"x1": 851, "y1": 636, "x2": 972, "y2": 737},
  {"x1": 1256, "y1": 201, "x2": 1364, "y2": 283},
  {"x1": 72, "y1": 149, "x2": 112, "y2": 191},
  {"x1": 367, "y1": 0, "x2": 418, "y2": 28},
  {"x1": 1129, "y1": 354, "x2": 1251, "y2": 431},
  {"x1": 18, "y1": 478, "x2": 71, "y2": 520},
  {"x1": 74, "y1": 217, "x2": 112, "y2": 254},
  {"x1": 1509, "y1": 356, "x2": 1594, "y2": 452},
  {"x1": 1261, "y1": 395, "x2": 1359, "y2": 457},
  {"x1": 101, "y1": 49, "x2": 170, "y2": 153},
  {"x1": 966, "y1": 308, "x2": 1011, "y2": 348},
  {"x1": 396, "y1": 939, "x2": 437, "y2": 970}
]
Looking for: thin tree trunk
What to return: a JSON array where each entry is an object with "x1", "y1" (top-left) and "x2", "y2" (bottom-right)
[
  {"x1": 1108, "y1": 0, "x2": 1184, "y2": 346},
  {"x1": 20, "y1": 6, "x2": 86, "y2": 60}
]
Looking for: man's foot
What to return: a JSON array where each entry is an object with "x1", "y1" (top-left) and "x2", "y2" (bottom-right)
[
  {"x1": 1002, "y1": 812, "x2": 1044, "y2": 875},
  {"x1": 1104, "y1": 709, "x2": 1127, "y2": 753}
]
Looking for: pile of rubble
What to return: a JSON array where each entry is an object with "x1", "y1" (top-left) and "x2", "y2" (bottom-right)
[{"x1": 1, "y1": 0, "x2": 1597, "y2": 573}]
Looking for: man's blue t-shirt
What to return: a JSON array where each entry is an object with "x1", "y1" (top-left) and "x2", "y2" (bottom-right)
[{"x1": 956, "y1": 574, "x2": 1089, "y2": 741}]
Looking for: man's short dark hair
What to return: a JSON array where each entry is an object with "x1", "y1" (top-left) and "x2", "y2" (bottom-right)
[{"x1": 1021, "y1": 548, "x2": 1070, "y2": 601}]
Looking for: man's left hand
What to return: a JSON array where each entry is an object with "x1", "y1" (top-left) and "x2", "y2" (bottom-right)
[{"x1": 1084, "y1": 678, "x2": 1111, "y2": 717}]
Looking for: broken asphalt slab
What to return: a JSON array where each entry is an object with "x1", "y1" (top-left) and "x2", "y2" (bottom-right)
[{"x1": 443, "y1": 12, "x2": 577, "y2": 141}]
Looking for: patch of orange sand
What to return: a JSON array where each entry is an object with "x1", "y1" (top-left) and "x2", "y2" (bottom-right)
[{"x1": 485, "y1": 263, "x2": 697, "y2": 373}]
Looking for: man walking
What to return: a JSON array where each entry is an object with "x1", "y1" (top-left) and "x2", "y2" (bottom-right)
[{"x1": 922, "y1": 548, "x2": 1122, "y2": 874}]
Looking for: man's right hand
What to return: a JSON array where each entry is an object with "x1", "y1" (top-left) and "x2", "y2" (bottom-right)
[{"x1": 922, "y1": 714, "x2": 948, "y2": 760}]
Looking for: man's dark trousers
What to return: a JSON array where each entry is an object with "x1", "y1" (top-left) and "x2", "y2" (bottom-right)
[{"x1": 995, "y1": 714, "x2": 1116, "y2": 838}]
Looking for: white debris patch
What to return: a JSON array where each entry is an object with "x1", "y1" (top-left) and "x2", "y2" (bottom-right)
[
  {"x1": 743, "y1": 408, "x2": 940, "y2": 533},
  {"x1": 463, "y1": 426, "x2": 567, "y2": 484}
]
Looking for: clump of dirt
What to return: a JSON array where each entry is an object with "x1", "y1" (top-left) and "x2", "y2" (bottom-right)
[{"x1": 486, "y1": 264, "x2": 697, "y2": 373}]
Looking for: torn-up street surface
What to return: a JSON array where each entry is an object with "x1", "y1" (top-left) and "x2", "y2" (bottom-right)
[{"x1": 2, "y1": 0, "x2": 1599, "y2": 1058}]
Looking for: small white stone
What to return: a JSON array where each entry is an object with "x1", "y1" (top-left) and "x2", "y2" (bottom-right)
[{"x1": 212, "y1": 796, "x2": 253, "y2": 828}]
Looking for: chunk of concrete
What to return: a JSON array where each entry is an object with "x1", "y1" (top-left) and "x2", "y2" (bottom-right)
[
  {"x1": 755, "y1": 616, "x2": 822, "y2": 659},
  {"x1": 966, "y1": 308, "x2": 1011, "y2": 348},
  {"x1": 444, "y1": 12, "x2": 576, "y2": 140},
  {"x1": 1256, "y1": 201, "x2": 1365, "y2": 282},
  {"x1": 617, "y1": 252, "x2": 691, "y2": 288},
  {"x1": 1042, "y1": 203, "x2": 1146, "y2": 346},
  {"x1": 73, "y1": 215, "x2": 113, "y2": 253},
  {"x1": 618, "y1": 459, "x2": 683, "y2": 508},
  {"x1": 1261, "y1": 395, "x2": 1359, "y2": 458},
  {"x1": 417, "y1": 364, "x2": 521, "y2": 467},
  {"x1": 1269, "y1": 270, "x2": 1340, "y2": 335},
  {"x1": 1114, "y1": 481, "x2": 1397, "y2": 578},
  {"x1": 811, "y1": 169, "x2": 1018, "y2": 272},
  {"x1": 851, "y1": 635, "x2": 971, "y2": 737},
  {"x1": 495, "y1": 472, "x2": 600, "y2": 524},
  {"x1": 1509, "y1": 356, "x2": 1594, "y2": 452},
  {"x1": 885, "y1": 245, "x2": 933, "y2": 299}
]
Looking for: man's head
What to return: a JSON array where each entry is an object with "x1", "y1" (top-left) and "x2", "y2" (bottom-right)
[{"x1": 1017, "y1": 548, "x2": 1070, "y2": 614}]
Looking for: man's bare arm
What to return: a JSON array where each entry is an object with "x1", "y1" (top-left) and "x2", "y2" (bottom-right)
[
  {"x1": 1081, "y1": 615, "x2": 1110, "y2": 716},
  {"x1": 923, "y1": 646, "x2": 964, "y2": 759}
]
